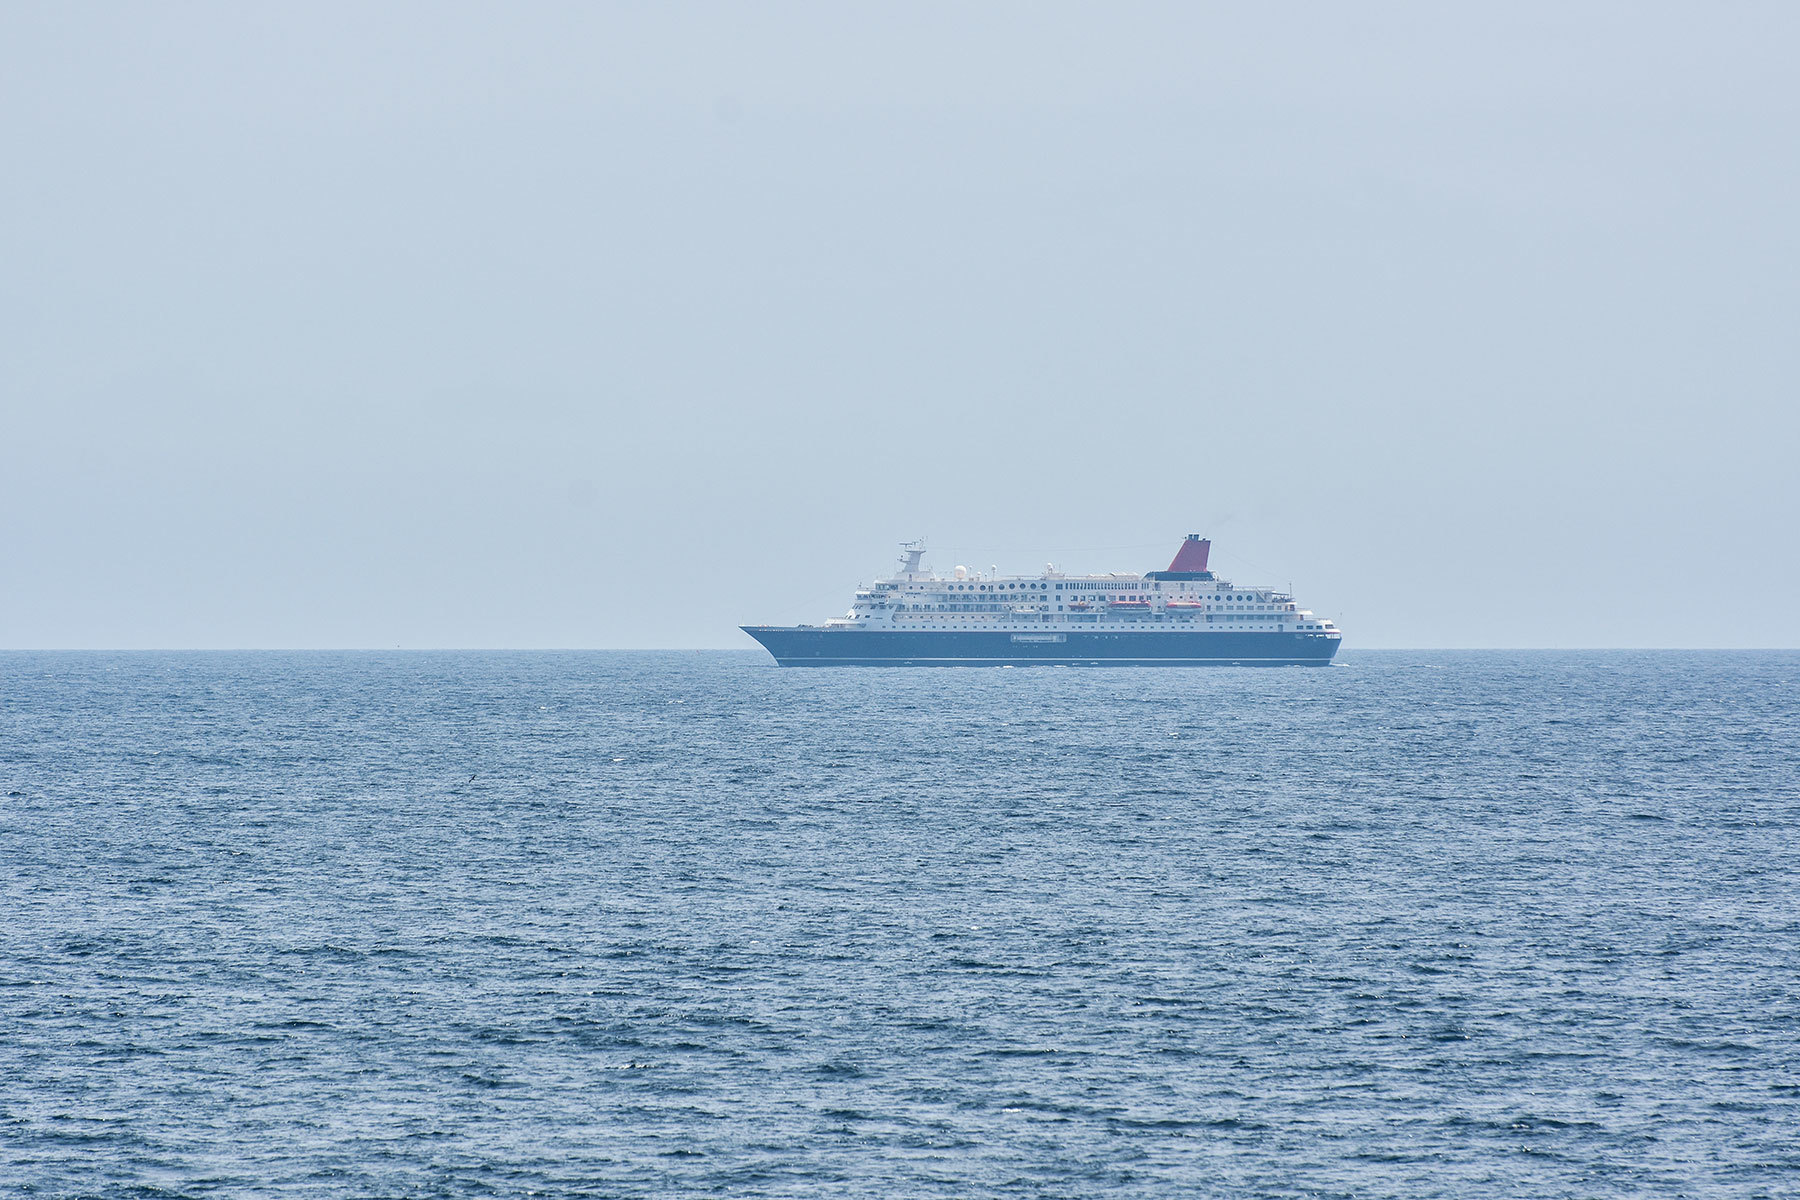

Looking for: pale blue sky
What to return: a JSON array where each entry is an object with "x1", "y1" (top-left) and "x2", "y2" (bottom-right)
[{"x1": 4, "y1": 3, "x2": 1795, "y2": 648}]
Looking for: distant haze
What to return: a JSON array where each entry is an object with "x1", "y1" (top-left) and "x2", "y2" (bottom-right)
[{"x1": 4, "y1": 3, "x2": 1795, "y2": 648}]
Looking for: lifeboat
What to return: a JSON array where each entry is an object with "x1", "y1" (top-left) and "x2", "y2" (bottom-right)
[
  {"x1": 1108, "y1": 599, "x2": 1151, "y2": 609},
  {"x1": 1067, "y1": 601, "x2": 1092, "y2": 610},
  {"x1": 1166, "y1": 599, "x2": 1203, "y2": 609}
]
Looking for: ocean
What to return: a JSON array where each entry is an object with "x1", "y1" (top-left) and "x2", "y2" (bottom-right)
[{"x1": 3, "y1": 650, "x2": 1796, "y2": 1198}]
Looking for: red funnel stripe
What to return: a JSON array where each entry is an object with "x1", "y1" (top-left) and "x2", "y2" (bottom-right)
[{"x1": 1167, "y1": 536, "x2": 1210, "y2": 573}]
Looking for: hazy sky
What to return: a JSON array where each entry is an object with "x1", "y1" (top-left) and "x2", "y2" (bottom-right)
[{"x1": 4, "y1": 3, "x2": 1796, "y2": 648}]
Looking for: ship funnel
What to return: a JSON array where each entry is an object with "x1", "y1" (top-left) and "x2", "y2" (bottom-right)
[{"x1": 1167, "y1": 535, "x2": 1211, "y2": 573}]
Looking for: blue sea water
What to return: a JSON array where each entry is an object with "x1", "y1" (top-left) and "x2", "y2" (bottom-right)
[{"x1": 2, "y1": 649, "x2": 1797, "y2": 1198}]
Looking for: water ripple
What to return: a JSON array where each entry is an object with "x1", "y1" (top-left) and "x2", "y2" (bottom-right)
[{"x1": 2, "y1": 649, "x2": 1797, "y2": 1197}]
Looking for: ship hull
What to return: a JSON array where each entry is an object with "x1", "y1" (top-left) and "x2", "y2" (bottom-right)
[{"x1": 740, "y1": 626, "x2": 1341, "y2": 666}]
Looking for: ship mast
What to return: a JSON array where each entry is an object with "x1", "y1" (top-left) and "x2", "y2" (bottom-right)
[{"x1": 897, "y1": 540, "x2": 928, "y2": 578}]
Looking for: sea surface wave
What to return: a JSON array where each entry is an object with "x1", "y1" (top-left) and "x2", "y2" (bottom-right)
[{"x1": 3, "y1": 650, "x2": 1797, "y2": 1197}]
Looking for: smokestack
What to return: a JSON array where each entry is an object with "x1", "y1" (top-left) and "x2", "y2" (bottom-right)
[{"x1": 1167, "y1": 535, "x2": 1211, "y2": 573}]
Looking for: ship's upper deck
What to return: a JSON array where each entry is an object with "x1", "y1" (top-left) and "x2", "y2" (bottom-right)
[{"x1": 820, "y1": 536, "x2": 1340, "y2": 637}]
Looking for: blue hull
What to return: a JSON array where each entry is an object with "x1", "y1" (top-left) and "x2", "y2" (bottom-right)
[{"x1": 740, "y1": 627, "x2": 1341, "y2": 667}]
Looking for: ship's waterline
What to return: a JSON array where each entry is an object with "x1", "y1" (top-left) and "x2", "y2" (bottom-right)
[{"x1": 744, "y1": 535, "x2": 1342, "y2": 666}]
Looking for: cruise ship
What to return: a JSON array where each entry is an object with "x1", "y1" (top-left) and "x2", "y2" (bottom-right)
[{"x1": 742, "y1": 535, "x2": 1342, "y2": 666}]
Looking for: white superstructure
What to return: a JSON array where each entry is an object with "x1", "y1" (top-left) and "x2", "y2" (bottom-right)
[{"x1": 826, "y1": 538, "x2": 1340, "y2": 638}]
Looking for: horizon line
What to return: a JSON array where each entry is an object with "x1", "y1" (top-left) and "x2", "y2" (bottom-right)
[{"x1": 4, "y1": 646, "x2": 1798, "y2": 654}]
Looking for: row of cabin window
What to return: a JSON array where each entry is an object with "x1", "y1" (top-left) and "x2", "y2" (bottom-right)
[{"x1": 917, "y1": 582, "x2": 1269, "y2": 601}]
